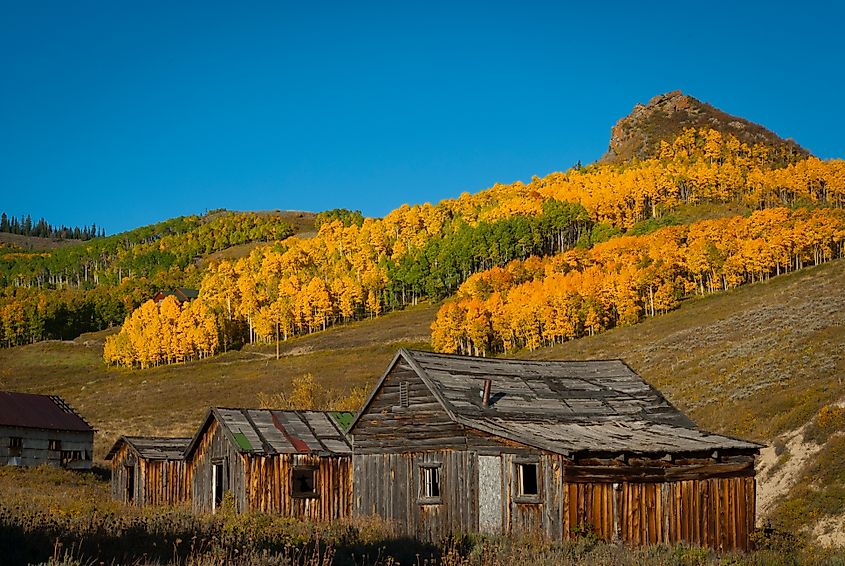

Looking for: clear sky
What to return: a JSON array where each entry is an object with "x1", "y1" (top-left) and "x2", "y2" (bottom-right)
[{"x1": 1, "y1": 1, "x2": 843, "y2": 234}]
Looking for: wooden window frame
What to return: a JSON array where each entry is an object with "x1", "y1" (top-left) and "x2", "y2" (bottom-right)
[
  {"x1": 418, "y1": 463, "x2": 442, "y2": 504},
  {"x1": 514, "y1": 460, "x2": 541, "y2": 503},
  {"x1": 291, "y1": 466, "x2": 319, "y2": 499},
  {"x1": 8, "y1": 436, "x2": 22, "y2": 457},
  {"x1": 60, "y1": 449, "x2": 84, "y2": 467}
]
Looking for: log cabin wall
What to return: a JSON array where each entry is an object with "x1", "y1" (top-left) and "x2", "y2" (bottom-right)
[
  {"x1": 244, "y1": 453, "x2": 351, "y2": 520},
  {"x1": 190, "y1": 419, "x2": 248, "y2": 513}
]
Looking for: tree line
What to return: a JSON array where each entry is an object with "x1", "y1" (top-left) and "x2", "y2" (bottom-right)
[
  {"x1": 0, "y1": 212, "x2": 294, "y2": 347},
  {"x1": 105, "y1": 127, "x2": 845, "y2": 367},
  {"x1": 431, "y1": 207, "x2": 845, "y2": 356},
  {"x1": 0, "y1": 212, "x2": 104, "y2": 241}
]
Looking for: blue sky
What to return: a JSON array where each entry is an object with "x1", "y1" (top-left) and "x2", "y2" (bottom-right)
[{"x1": 1, "y1": 1, "x2": 842, "y2": 234}]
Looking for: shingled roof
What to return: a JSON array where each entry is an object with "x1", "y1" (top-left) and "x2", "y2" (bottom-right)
[
  {"x1": 0, "y1": 391, "x2": 93, "y2": 433},
  {"x1": 105, "y1": 436, "x2": 190, "y2": 461},
  {"x1": 185, "y1": 409, "x2": 353, "y2": 459},
  {"x1": 350, "y1": 350, "x2": 761, "y2": 457}
]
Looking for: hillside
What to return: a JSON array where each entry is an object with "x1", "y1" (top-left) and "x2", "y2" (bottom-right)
[
  {"x1": 0, "y1": 302, "x2": 438, "y2": 457},
  {"x1": 0, "y1": 232, "x2": 84, "y2": 250},
  {"x1": 599, "y1": 90, "x2": 810, "y2": 164}
]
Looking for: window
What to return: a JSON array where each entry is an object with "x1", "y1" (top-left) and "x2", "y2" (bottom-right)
[
  {"x1": 399, "y1": 381, "x2": 409, "y2": 408},
  {"x1": 60, "y1": 450, "x2": 84, "y2": 467},
  {"x1": 515, "y1": 462, "x2": 540, "y2": 502},
  {"x1": 419, "y1": 464, "x2": 441, "y2": 503},
  {"x1": 292, "y1": 467, "x2": 318, "y2": 498},
  {"x1": 8, "y1": 437, "x2": 22, "y2": 457},
  {"x1": 48, "y1": 439, "x2": 61, "y2": 451}
]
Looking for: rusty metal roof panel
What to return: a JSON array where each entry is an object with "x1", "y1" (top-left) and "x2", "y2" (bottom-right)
[
  {"x1": 0, "y1": 391, "x2": 93, "y2": 433},
  {"x1": 210, "y1": 408, "x2": 351, "y2": 456}
]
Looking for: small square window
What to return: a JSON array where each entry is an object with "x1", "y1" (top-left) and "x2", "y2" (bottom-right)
[
  {"x1": 48, "y1": 439, "x2": 61, "y2": 451},
  {"x1": 292, "y1": 467, "x2": 317, "y2": 498},
  {"x1": 419, "y1": 464, "x2": 441, "y2": 503}
]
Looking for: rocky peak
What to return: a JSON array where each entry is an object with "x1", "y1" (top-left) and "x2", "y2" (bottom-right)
[{"x1": 598, "y1": 90, "x2": 809, "y2": 164}]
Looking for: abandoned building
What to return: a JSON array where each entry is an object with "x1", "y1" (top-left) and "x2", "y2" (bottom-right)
[
  {"x1": 348, "y1": 349, "x2": 762, "y2": 550},
  {"x1": 184, "y1": 408, "x2": 353, "y2": 519},
  {"x1": 0, "y1": 391, "x2": 94, "y2": 469},
  {"x1": 152, "y1": 287, "x2": 199, "y2": 305},
  {"x1": 105, "y1": 436, "x2": 192, "y2": 506}
]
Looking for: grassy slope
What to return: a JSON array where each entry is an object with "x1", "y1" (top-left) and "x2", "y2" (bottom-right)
[
  {"x1": 2, "y1": 259, "x2": 844, "y2": 534},
  {"x1": 0, "y1": 303, "x2": 437, "y2": 458},
  {"x1": 522, "y1": 258, "x2": 845, "y2": 442}
]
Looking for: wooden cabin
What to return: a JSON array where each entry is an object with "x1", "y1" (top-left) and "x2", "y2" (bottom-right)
[
  {"x1": 185, "y1": 408, "x2": 353, "y2": 519},
  {"x1": 152, "y1": 287, "x2": 199, "y2": 305},
  {"x1": 105, "y1": 436, "x2": 191, "y2": 506},
  {"x1": 0, "y1": 391, "x2": 94, "y2": 469},
  {"x1": 348, "y1": 349, "x2": 763, "y2": 550}
]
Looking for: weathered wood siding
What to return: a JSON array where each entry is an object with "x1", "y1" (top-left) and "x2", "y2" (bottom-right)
[
  {"x1": 110, "y1": 444, "x2": 191, "y2": 507},
  {"x1": 191, "y1": 420, "x2": 247, "y2": 513},
  {"x1": 244, "y1": 454, "x2": 351, "y2": 520},
  {"x1": 191, "y1": 419, "x2": 352, "y2": 519},
  {"x1": 353, "y1": 361, "x2": 468, "y2": 453},
  {"x1": 354, "y1": 450, "x2": 478, "y2": 541},
  {"x1": 0, "y1": 426, "x2": 92, "y2": 469},
  {"x1": 559, "y1": 477, "x2": 756, "y2": 551}
]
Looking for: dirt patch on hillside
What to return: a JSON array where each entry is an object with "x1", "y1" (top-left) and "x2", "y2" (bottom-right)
[{"x1": 756, "y1": 426, "x2": 823, "y2": 520}]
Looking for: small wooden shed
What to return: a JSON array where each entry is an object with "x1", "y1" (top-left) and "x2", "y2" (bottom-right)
[
  {"x1": 349, "y1": 349, "x2": 762, "y2": 550},
  {"x1": 0, "y1": 391, "x2": 94, "y2": 469},
  {"x1": 105, "y1": 436, "x2": 191, "y2": 506},
  {"x1": 185, "y1": 408, "x2": 353, "y2": 519}
]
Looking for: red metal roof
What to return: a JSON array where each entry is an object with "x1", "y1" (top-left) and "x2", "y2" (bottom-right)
[{"x1": 0, "y1": 391, "x2": 93, "y2": 432}]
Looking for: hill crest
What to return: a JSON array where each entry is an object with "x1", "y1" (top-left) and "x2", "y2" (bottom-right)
[{"x1": 598, "y1": 90, "x2": 810, "y2": 164}]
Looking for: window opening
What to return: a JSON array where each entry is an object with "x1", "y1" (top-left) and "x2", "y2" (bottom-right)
[
  {"x1": 8, "y1": 437, "x2": 22, "y2": 457},
  {"x1": 60, "y1": 450, "x2": 83, "y2": 467},
  {"x1": 419, "y1": 465, "x2": 441, "y2": 502},
  {"x1": 292, "y1": 467, "x2": 318, "y2": 498},
  {"x1": 48, "y1": 439, "x2": 61, "y2": 451},
  {"x1": 516, "y1": 462, "x2": 539, "y2": 497}
]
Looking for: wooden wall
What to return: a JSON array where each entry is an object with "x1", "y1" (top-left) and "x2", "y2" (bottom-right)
[
  {"x1": 353, "y1": 360, "x2": 468, "y2": 454},
  {"x1": 190, "y1": 418, "x2": 352, "y2": 519},
  {"x1": 110, "y1": 444, "x2": 191, "y2": 507},
  {"x1": 0, "y1": 426, "x2": 93, "y2": 469},
  {"x1": 244, "y1": 453, "x2": 351, "y2": 521},
  {"x1": 560, "y1": 477, "x2": 756, "y2": 551},
  {"x1": 191, "y1": 419, "x2": 247, "y2": 513},
  {"x1": 353, "y1": 446, "x2": 756, "y2": 550},
  {"x1": 354, "y1": 450, "x2": 479, "y2": 541}
]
